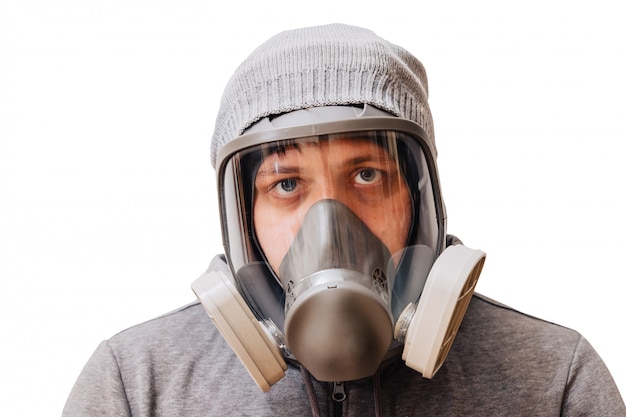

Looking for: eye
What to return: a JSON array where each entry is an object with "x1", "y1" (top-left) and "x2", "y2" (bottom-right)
[
  {"x1": 355, "y1": 168, "x2": 381, "y2": 185},
  {"x1": 273, "y1": 178, "x2": 299, "y2": 196}
]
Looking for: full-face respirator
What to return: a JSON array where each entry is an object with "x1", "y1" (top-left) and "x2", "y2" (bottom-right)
[{"x1": 192, "y1": 105, "x2": 486, "y2": 392}]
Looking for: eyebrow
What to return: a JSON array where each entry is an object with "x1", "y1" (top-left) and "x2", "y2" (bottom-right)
[
  {"x1": 255, "y1": 144, "x2": 307, "y2": 178},
  {"x1": 256, "y1": 154, "x2": 395, "y2": 178},
  {"x1": 256, "y1": 164, "x2": 301, "y2": 177},
  {"x1": 349, "y1": 153, "x2": 395, "y2": 165},
  {"x1": 255, "y1": 140, "x2": 396, "y2": 178}
]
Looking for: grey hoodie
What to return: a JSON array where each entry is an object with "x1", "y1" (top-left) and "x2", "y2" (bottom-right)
[{"x1": 63, "y1": 256, "x2": 625, "y2": 416}]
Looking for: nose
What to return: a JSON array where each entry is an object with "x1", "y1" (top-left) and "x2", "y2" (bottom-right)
[
  {"x1": 310, "y1": 174, "x2": 352, "y2": 208},
  {"x1": 303, "y1": 176, "x2": 364, "y2": 228},
  {"x1": 318, "y1": 177, "x2": 340, "y2": 200}
]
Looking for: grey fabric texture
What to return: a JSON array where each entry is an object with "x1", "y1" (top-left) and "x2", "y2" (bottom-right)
[
  {"x1": 210, "y1": 23, "x2": 435, "y2": 168},
  {"x1": 63, "y1": 258, "x2": 626, "y2": 416}
]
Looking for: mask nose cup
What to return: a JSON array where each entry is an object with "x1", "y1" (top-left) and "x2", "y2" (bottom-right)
[{"x1": 278, "y1": 200, "x2": 395, "y2": 381}]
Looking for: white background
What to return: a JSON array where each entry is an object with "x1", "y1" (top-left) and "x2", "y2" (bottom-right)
[{"x1": 1, "y1": 0, "x2": 624, "y2": 414}]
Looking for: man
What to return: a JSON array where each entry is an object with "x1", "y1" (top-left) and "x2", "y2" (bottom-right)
[{"x1": 63, "y1": 23, "x2": 625, "y2": 416}]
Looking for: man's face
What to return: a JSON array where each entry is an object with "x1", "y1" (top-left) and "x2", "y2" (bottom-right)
[{"x1": 253, "y1": 137, "x2": 413, "y2": 275}]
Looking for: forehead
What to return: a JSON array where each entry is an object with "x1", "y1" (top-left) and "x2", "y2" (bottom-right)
[{"x1": 257, "y1": 136, "x2": 396, "y2": 166}]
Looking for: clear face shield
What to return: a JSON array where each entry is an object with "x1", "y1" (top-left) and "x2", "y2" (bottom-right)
[{"x1": 192, "y1": 106, "x2": 485, "y2": 391}]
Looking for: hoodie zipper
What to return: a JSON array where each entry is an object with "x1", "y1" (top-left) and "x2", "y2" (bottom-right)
[{"x1": 332, "y1": 381, "x2": 345, "y2": 416}]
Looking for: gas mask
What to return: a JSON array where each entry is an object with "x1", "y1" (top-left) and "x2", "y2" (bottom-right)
[{"x1": 192, "y1": 105, "x2": 486, "y2": 392}]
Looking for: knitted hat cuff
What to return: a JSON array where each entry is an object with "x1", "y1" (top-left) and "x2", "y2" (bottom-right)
[{"x1": 210, "y1": 24, "x2": 435, "y2": 168}]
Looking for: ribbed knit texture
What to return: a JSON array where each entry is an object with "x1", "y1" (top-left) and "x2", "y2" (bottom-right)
[{"x1": 210, "y1": 23, "x2": 435, "y2": 167}]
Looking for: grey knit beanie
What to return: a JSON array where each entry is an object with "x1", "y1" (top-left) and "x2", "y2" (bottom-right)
[{"x1": 210, "y1": 23, "x2": 435, "y2": 168}]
